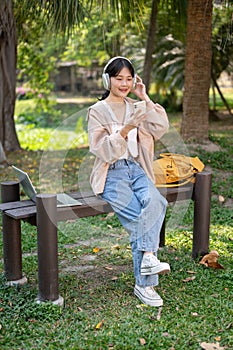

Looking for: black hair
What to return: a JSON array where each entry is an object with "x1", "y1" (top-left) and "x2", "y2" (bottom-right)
[{"x1": 99, "y1": 57, "x2": 135, "y2": 100}]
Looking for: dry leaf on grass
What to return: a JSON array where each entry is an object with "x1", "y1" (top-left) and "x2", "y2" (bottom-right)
[
  {"x1": 200, "y1": 341, "x2": 226, "y2": 350},
  {"x1": 182, "y1": 276, "x2": 196, "y2": 282},
  {"x1": 136, "y1": 304, "x2": 148, "y2": 310},
  {"x1": 93, "y1": 247, "x2": 100, "y2": 253},
  {"x1": 112, "y1": 244, "x2": 121, "y2": 250},
  {"x1": 199, "y1": 250, "x2": 224, "y2": 269},
  {"x1": 139, "y1": 338, "x2": 146, "y2": 346},
  {"x1": 95, "y1": 319, "x2": 104, "y2": 330},
  {"x1": 100, "y1": 212, "x2": 115, "y2": 220},
  {"x1": 208, "y1": 261, "x2": 224, "y2": 269},
  {"x1": 157, "y1": 306, "x2": 163, "y2": 320},
  {"x1": 162, "y1": 332, "x2": 170, "y2": 337},
  {"x1": 111, "y1": 276, "x2": 118, "y2": 281},
  {"x1": 218, "y1": 195, "x2": 225, "y2": 203}
]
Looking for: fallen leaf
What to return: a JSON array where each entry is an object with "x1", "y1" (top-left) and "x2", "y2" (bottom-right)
[
  {"x1": 182, "y1": 276, "x2": 196, "y2": 282},
  {"x1": 29, "y1": 319, "x2": 37, "y2": 323},
  {"x1": 95, "y1": 319, "x2": 104, "y2": 330},
  {"x1": 162, "y1": 332, "x2": 170, "y2": 337},
  {"x1": 93, "y1": 247, "x2": 100, "y2": 253},
  {"x1": 199, "y1": 250, "x2": 224, "y2": 269},
  {"x1": 139, "y1": 338, "x2": 146, "y2": 346},
  {"x1": 136, "y1": 304, "x2": 148, "y2": 310},
  {"x1": 187, "y1": 270, "x2": 196, "y2": 274},
  {"x1": 207, "y1": 261, "x2": 224, "y2": 269},
  {"x1": 104, "y1": 266, "x2": 113, "y2": 271},
  {"x1": 156, "y1": 306, "x2": 162, "y2": 320},
  {"x1": 218, "y1": 195, "x2": 225, "y2": 203},
  {"x1": 200, "y1": 342, "x2": 225, "y2": 350},
  {"x1": 100, "y1": 212, "x2": 114, "y2": 220},
  {"x1": 215, "y1": 336, "x2": 221, "y2": 341},
  {"x1": 111, "y1": 276, "x2": 118, "y2": 281},
  {"x1": 112, "y1": 244, "x2": 120, "y2": 250},
  {"x1": 191, "y1": 312, "x2": 198, "y2": 316}
]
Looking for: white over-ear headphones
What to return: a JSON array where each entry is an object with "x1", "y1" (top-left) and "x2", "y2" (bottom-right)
[{"x1": 102, "y1": 56, "x2": 137, "y2": 90}]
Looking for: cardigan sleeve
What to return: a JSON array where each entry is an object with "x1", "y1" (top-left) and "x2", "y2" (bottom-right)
[
  {"x1": 87, "y1": 108, "x2": 128, "y2": 163},
  {"x1": 140, "y1": 102, "x2": 169, "y2": 140}
]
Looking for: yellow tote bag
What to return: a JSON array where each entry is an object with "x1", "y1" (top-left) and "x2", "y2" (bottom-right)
[{"x1": 153, "y1": 153, "x2": 205, "y2": 188}]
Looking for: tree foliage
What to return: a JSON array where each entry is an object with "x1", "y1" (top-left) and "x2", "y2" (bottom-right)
[{"x1": 0, "y1": 0, "x2": 232, "y2": 163}]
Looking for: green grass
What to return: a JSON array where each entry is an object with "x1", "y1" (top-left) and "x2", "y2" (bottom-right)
[
  {"x1": 15, "y1": 97, "x2": 92, "y2": 151},
  {"x1": 0, "y1": 98, "x2": 232, "y2": 349},
  {"x1": 209, "y1": 87, "x2": 233, "y2": 110}
]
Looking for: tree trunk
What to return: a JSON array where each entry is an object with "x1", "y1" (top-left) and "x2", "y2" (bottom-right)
[
  {"x1": 0, "y1": 141, "x2": 7, "y2": 163},
  {"x1": 0, "y1": 0, "x2": 20, "y2": 161},
  {"x1": 142, "y1": 0, "x2": 159, "y2": 92},
  {"x1": 181, "y1": 0, "x2": 213, "y2": 141}
]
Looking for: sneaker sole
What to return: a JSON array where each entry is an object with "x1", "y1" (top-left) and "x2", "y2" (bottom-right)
[
  {"x1": 134, "y1": 288, "x2": 163, "y2": 307},
  {"x1": 141, "y1": 265, "x2": 170, "y2": 276}
]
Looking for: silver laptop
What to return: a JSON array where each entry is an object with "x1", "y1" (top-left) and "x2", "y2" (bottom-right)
[{"x1": 12, "y1": 165, "x2": 82, "y2": 207}]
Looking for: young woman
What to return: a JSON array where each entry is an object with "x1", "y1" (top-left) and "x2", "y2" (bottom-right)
[{"x1": 87, "y1": 56, "x2": 170, "y2": 307}]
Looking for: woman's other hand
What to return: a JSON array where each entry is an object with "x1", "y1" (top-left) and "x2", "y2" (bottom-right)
[{"x1": 131, "y1": 75, "x2": 150, "y2": 102}]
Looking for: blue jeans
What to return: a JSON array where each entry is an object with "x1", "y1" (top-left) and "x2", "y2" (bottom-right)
[{"x1": 99, "y1": 159, "x2": 167, "y2": 287}]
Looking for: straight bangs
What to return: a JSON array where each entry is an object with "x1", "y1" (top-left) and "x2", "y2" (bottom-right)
[{"x1": 106, "y1": 58, "x2": 135, "y2": 78}]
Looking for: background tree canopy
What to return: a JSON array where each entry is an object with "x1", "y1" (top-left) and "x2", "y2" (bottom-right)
[{"x1": 0, "y1": 0, "x2": 232, "y2": 162}]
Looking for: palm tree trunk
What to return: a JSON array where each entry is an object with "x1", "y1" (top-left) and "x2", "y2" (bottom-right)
[
  {"x1": 181, "y1": 0, "x2": 213, "y2": 141},
  {"x1": 0, "y1": 0, "x2": 20, "y2": 161},
  {"x1": 142, "y1": 0, "x2": 159, "y2": 92}
]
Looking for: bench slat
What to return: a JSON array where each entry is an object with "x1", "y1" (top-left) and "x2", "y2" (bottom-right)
[
  {"x1": 3, "y1": 197, "x2": 112, "y2": 220},
  {"x1": 0, "y1": 200, "x2": 35, "y2": 212},
  {"x1": 1, "y1": 185, "x2": 194, "y2": 220},
  {"x1": 159, "y1": 185, "x2": 194, "y2": 202}
]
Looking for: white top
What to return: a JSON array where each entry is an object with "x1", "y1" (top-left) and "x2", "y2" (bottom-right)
[{"x1": 102, "y1": 100, "x2": 138, "y2": 159}]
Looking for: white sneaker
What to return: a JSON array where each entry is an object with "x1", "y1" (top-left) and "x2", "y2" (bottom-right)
[
  {"x1": 141, "y1": 254, "x2": 170, "y2": 275},
  {"x1": 134, "y1": 284, "x2": 163, "y2": 307}
]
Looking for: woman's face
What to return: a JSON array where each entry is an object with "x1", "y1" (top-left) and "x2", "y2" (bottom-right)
[{"x1": 109, "y1": 67, "x2": 134, "y2": 99}]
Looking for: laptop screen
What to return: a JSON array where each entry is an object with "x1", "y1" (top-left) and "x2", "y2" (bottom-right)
[{"x1": 12, "y1": 165, "x2": 37, "y2": 201}]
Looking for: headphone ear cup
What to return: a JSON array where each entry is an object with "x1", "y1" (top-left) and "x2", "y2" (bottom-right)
[
  {"x1": 102, "y1": 73, "x2": 110, "y2": 90},
  {"x1": 133, "y1": 74, "x2": 137, "y2": 89}
]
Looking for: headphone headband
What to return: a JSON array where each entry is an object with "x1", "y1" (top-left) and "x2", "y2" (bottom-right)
[
  {"x1": 103, "y1": 56, "x2": 134, "y2": 73},
  {"x1": 102, "y1": 56, "x2": 136, "y2": 91}
]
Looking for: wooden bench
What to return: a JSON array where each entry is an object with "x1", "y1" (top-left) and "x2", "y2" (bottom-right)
[{"x1": 0, "y1": 171, "x2": 212, "y2": 304}]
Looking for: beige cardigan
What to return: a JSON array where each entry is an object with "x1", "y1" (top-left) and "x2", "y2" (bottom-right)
[{"x1": 87, "y1": 97, "x2": 169, "y2": 195}]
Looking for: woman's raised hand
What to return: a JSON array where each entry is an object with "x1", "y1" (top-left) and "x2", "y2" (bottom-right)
[{"x1": 131, "y1": 75, "x2": 150, "y2": 102}]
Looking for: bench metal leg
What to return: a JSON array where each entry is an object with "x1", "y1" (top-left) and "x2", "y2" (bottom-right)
[
  {"x1": 1, "y1": 181, "x2": 26, "y2": 284},
  {"x1": 36, "y1": 194, "x2": 63, "y2": 305},
  {"x1": 192, "y1": 171, "x2": 212, "y2": 259}
]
